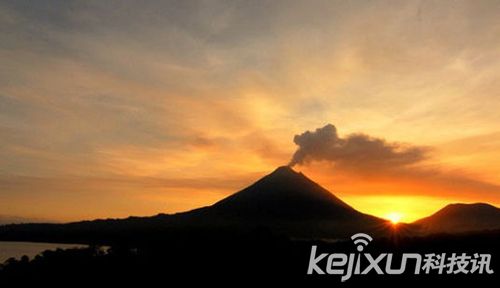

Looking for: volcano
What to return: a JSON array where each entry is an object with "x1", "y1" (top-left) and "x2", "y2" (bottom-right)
[
  {"x1": 170, "y1": 166, "x2": 392, "y2": 238},
  {"x1": 211, "y1": 166, "x2": 363, "y2": 220}
]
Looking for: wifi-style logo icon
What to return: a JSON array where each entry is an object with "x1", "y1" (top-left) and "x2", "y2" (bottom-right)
[{"x1": 351, "y1": 233, "x2": 373, "y2": 252}]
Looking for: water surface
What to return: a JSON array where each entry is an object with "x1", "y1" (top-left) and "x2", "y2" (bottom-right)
[{"x1": 0, "y1": 241, "x2": 87, "y2": 263}]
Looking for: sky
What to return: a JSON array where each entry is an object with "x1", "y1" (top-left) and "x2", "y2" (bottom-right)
[{"x1": 1, "y1": 0, "x2": 500, "y2": 223}]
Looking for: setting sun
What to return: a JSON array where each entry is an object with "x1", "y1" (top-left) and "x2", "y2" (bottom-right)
[{"x1": 385, "y1": 212, "x2": 403, "y2": 225}]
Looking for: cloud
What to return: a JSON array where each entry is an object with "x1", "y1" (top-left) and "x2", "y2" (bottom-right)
[
  {"x1": 289, "y1": 124, "x2": 500, "y2": 205},
  {"x1": 289, "y1": 124, "x2": 429, "y2": 172}
]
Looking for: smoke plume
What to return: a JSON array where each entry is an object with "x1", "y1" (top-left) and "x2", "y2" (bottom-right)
[{"x1": 288, "y1": 124, "x2": 429, "y2": 171}]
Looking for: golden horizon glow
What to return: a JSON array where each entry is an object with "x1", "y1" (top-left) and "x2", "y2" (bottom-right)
[{"x1": 337, "y1": 194, "x2": 466, "y2": 223}]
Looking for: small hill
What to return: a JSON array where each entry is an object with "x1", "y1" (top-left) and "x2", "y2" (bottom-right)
[{"x1": 414, "y1": 203, "x2": 500, "y2": 234}]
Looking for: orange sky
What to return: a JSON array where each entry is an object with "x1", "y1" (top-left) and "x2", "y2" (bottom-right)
[{"x1": 1, "y1": 1, "x2": 500, "y2": 223}]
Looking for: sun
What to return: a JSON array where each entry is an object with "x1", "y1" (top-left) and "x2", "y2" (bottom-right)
[{"x1": 385, "y1": 212, "x2": 403, "y2": 225}]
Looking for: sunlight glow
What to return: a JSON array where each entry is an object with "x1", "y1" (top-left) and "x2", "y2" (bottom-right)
[
  {"x1": 340, "y1": 194, "x2": 454, "y2": 223},
  {"x1": 386, "y1": 212, "x2": 403, "y2": 225}
]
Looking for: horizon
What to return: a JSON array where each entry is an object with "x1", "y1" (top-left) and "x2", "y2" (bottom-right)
[
  {"x1": 2, "y1": 1, "x2": 500, "y2": 223},
  {"x1": 1, "y1": 165, "x2": 499, "y2": 225}
]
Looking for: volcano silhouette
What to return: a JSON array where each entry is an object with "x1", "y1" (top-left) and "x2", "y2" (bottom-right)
[
  {"x1": 170, "y1": 166, "x2": 392, "y2": 238},
  {"x1": 211, "y1": 166, "x2": 359, "y2": 219}
]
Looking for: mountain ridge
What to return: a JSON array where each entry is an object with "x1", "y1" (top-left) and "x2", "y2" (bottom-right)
[
  {"x1": 1, "y1": 167, "x2": 499, "y2": 243},
  {"x1": 0, "y1": 166, "x2": 392, "y2": 242},
  {"x1": 413, "y1": 202, "x2": 500, "y2": 234}
]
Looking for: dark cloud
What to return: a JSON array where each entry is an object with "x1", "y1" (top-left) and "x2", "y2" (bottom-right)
[{"x1": 289, "y1": 124, "x2": 429, "y2": 171}]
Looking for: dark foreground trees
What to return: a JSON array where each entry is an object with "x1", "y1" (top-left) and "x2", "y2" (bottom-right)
[{"x1": 1, "y1": 230, "x2": 499, "y2": 286}]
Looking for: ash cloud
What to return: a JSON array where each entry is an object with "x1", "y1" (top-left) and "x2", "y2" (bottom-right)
[{"x1": 288, "y1": 124, "x2": 429, "y2": 171}]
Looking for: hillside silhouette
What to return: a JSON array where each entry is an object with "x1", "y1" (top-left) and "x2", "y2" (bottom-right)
[{"x1": 414, "y1": 202, "x2": 500, "y2": 234}]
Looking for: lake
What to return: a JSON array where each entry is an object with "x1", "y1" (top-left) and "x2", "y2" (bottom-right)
[{"x1": 0, "y1": 241, "x2": 87, "y2": 263}]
